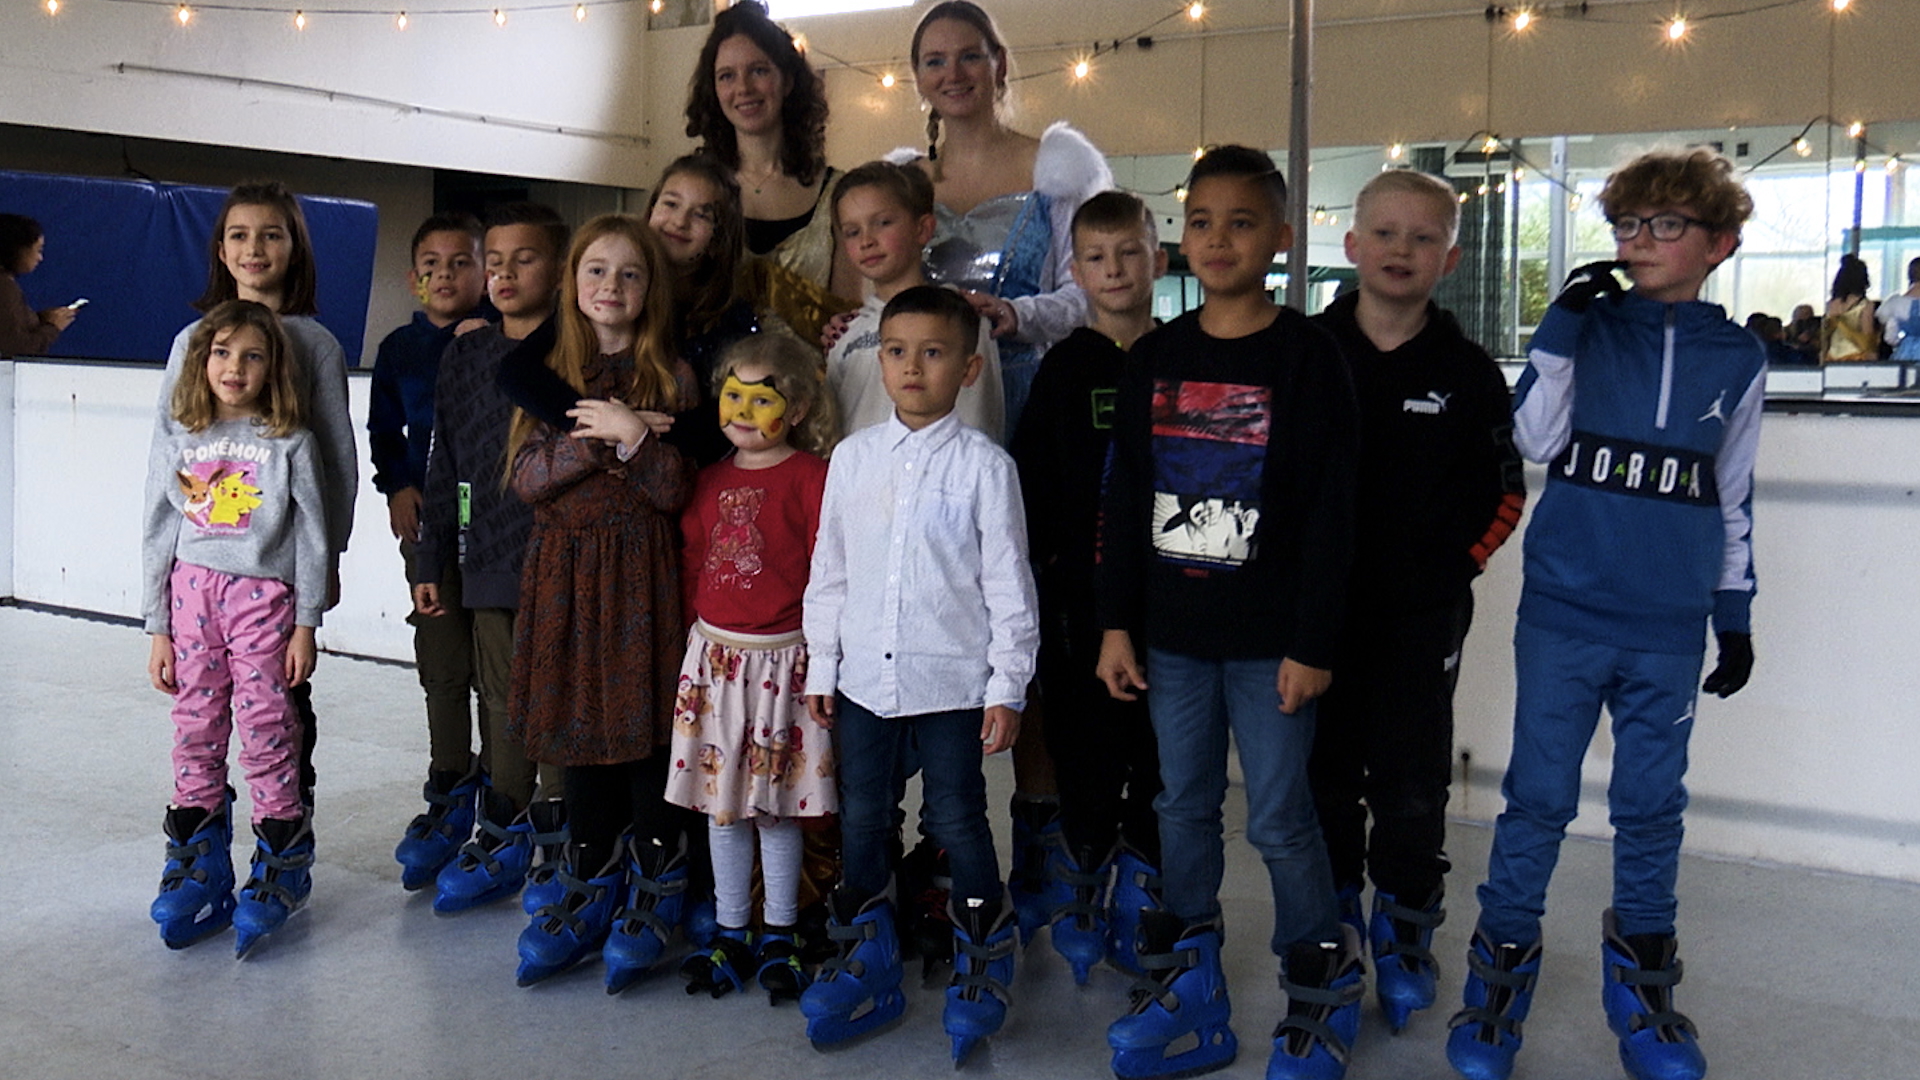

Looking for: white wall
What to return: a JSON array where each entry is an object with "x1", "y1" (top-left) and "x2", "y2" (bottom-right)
[{"x1": 6, "y1": 357, "x2": 1919, "y2": 883}]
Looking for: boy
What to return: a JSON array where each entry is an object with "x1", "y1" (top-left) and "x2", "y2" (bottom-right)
[
  {"x1": 800, "y1": 285, "x2": 1038, "y2": 1063},
  {"x1": 826, "y1": 161, "x2": 1005, "y2": 440},
  {"x1": 1447, "y1": 148, "x2": 1762, "y2": 1080},
  {"x1": 1007, "y1": 190, "x2": 1168, "y2": 983},
  {"x1": 1876, "y1": 256, "x2": 1920, "y2": 359},
  {"x1": 370, "y1": 211, "x2": 491, "y2": 890},
  {"x1": 1306, "y1": 170, "x2": 1525, "y2": 1035},
  {"x1": 409, "y1": 203, "x2": 571, "y2": 913},
  {"x1": 1095, "y1": 145, "x2": 1361, "y2": 1080}
]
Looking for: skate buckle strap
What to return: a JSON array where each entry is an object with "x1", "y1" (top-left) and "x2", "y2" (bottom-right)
[
  {"x1": 160, "y1": 835, "x2": 217, "y2": 889},
  {"x1": 1126, "y1": 941, "x2": 1200, "y2": 1013},
  {"x1": 406, "y1": 786, "x2": 467, "y2": 842},
  {"x1": 1449, "y1": 946, "x2": 1539, "y2": 1039},
  {"x1": 1275, "y1": 970, "x2": 1364, "y2": 1063},
  {"x1": 537, "y1": 869, "x2": 606, "y2": 936},
  {"x1": 952, "y1": 928, "x2": 1015, "y2": 1003},
  {"x1": 454, "y1": 813, "x2": 519, "y2": 873},
  {"x1": 614, "y1": 866, "x2": 688, "y2": 938},
  {"x1": 244, "y1": 843, "x2": 314, "y2": 907},
  {"x1": 1376, "y1": 896, "x2": 1444, "y2": 967},
  {"x1": 822, "y1": 917, "x2": 880, "y2": 979},
  {"x1": 1610, "y1": 957, "x2": 1698, "y2": 1039}
]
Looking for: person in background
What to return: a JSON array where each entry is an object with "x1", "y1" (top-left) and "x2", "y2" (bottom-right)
[
  {"x1": 1875, "y1": 256, "x2": 1920, "y2": 360},
  {"x1": 1821, "y1": 253, "x2": 1878, "y2": 361},
  {"x1": 0, "y1": 213, "x2": 79, "y2": 357}
]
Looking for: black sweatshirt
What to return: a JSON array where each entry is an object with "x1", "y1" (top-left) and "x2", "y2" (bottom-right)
[
  {"x1": 1095, "y1": 308, "x2": 1358, "y2": 668},
  {"x1": 1011, "y1": 326, "x2": 1131, "y2": 601},
  {"x1": 1312, "y1": 292, "x2": 1525, "y2": 617}
]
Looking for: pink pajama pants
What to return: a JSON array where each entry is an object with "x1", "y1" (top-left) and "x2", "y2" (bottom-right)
[{"x1": 167, "y1": 562, "x2": 304, "y2": 823}]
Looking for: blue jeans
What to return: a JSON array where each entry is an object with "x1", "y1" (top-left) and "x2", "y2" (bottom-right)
[
  {"x1": 836, "y1": 694, "x2": 1000, "y2": 905},
  {"x1": 1148, "y1": 649, "x2": 1339, "y2": 955},
  {"x1": 1475, "y1": 621, "x2": 1703, "y2": 944}
]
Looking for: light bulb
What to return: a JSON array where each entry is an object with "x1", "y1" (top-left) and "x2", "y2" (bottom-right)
[
  {"x1": 294, "y1": 10, "x2": 306, "y2": 29},
  {"x1": 880, "y1": 72, "x2": 896, "y2": 88},
  {"x1": 575, "y1": 4, "x2": 586, "y2": 21},
  {"x1": 1193, "y1": 146, "x2": 1206, "y2": 161},
  {"x1": 1888, "y1": 156, "x2": 1903, "y2": 173},
  {"x1": 1482, "y1": 134, "x2": 1500, "y2": 153},
  {"x1": 1512, "y1": 9, "x2": 1532, "y2": 31},
  {"x1": 1072, "y1": 59, "x2": 1090, "y2": 80},
  {"x1": 1512, "y1": 166, "x2": 1526, "y2": 181},
  {"x1": 1175, "y1": 186, "x2": 1188, "y2": 203},
  {"x1": 1666, "y1": 17, "x2": 1687, "y2": 42},
  {"x1": 1794, "y1": 137, "x2": 1813, "y2": 158},
  {"x1": 493, "y1": 9, "x2": 506, "y2": 27},
  {"x1": 1388, "y1": 142, "x2": 1405, "y2": 160},
  {"x1": 1187, "y1": 2, "x2": 1205, "y2": 20},
  {"x1": 1458, "y1": 192, "x2": 1471, "y2": 204},
  {"x1": 44, "y1": 0, "x2": 59, "y2": 15},
  {"x1": 1312, "y1": 207, "x2": 1327, "y2": 224},
  {"x1": 1832, "y1": 0, "x2": 1850, "y2": 11},
  {"x1": 1848, "y1": 121, "x2": 1865, "y2": 139},
  {"x1": 650, "y1": 0, "x2": 663, "y2": 11},
  {"x1": 175, "y1": 4, "x2": 191, "y2": 25},
  {"x1": 1477, "y1": 182, "x2": 1491, "y2": 196},
  {"x1": 396, "y1": 11, "x2": 408, "y2": 29}
]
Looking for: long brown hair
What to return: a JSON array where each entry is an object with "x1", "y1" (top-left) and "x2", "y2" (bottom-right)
[
  {"x1": 171, "y1": 300, "x2": 304, "y2": 437},
  {"x1": 503, "y1": 214, "x2": 680, "y2": 472},
  {"x1": 645, "y1": 154, "x2": 747, "y2": 338},
  {"x1": 194, "y1": 181, "x2": 320, "y2": 316},
  {"x1": 684, "y1": 1, "x2": 829, "y2": 186}
]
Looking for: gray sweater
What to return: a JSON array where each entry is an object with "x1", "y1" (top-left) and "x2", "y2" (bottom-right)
[
  {"x1": 155, "y1": 316, "x2": 358, "y2": 563},
  {"x1": 143, "y1": 418, "x2": 329, "y2": 633}
]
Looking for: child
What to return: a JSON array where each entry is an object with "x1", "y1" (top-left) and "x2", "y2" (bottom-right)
[
  {"x1": 1447, "y1": 148, "x2": 1762, "y2": 1080},
  {"x1": 1877, "y1": 256, "x2": 1920, "y2": 360},
  {"x1": 826, "y1": 160, "x2": 1004, "y2": 439},
  {"x1": 151, "y1": 181, "x2": 359, "y2": 820},
  {"x1": 413, "y1": 203, "x2": 570, "y2": 914},
  {"x1": 1007, "y1": 190, "x2": 1166, "y2": 984},
  {"x1": 1305, "y1": 169, "x2": 1525, "y2": 1036},
  {"x1": 1094, "y1": 146, "x2": 1360, "y2": 1080},
  {"x1": 0, "y1": 213, "x2": 79, "y2": 357},
  {"x1": 372, "y1": 211, "x2": 492, "y2": 891},
  {"x1": 505, "y1": 214, "x2": 700, "y2": 989},
  {"x1": 664, "y1": 334, "x2": 839, "y2": 1003},
  {"x1": 799, "y1": 285, "x2": 1038, "y2": 1063},
  {"x1": 143, "y1": 300, "x2": 327, "y2": 957}
]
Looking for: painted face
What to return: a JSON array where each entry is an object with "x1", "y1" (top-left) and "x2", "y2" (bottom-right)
[
  {"x1": 219, "y1": 203, "x2": 295, "y2": 305},
  {"x1": 836, "y1": 184, "x2": 931, "y2": 291},
  {"x1": 718, "y1": 371, "x2": 790, "y2": 443},
  {"x1": 649, "y1": 171, "x2": 722, "y2": 268},
  {"x1": 713, "y1": 33, "x2": 789, "y2": 138},
  {"x1": 914, "y1": 17, "x2": 1001, "y2": 122},
  {"x1": 1345, "y1": 189, "x2": 1461, "y2": 306},
  {"x1": 206, "y1": 323, "x2": 272, "y2": 420},
  {"x1": 575, "y1": 232, "x2": 650, "y2": 347},
  {"x1": 484, "y1": 223, "x2": 561, "y2": 319},
  {"x1": 1614, "y1": 203, "x2": 1736, "y2": 305},
  {"x1": 1180, "y1": 174, "x2": 1292, "y2": 300},
  {"x1": 412, "y1": 229, "x2": 485, "y2": 323}
]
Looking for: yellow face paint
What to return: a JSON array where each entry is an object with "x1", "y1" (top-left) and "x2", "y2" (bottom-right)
[{"x1": 718, "y1": 373, "x2": 789, "y2": 440}]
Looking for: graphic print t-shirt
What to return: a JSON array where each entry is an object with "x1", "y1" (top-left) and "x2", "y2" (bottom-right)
[{"x1": 1149, "y1": 379, "x2": 1270, "y2": 570}]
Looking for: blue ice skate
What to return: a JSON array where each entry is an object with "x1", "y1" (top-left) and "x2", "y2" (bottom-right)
[
  {"x1": 1370, "y1": 890, "x2": 1445, "y2": 1033},
  {"x1": 1267, "y1": 927, "x2": 1364, "y2": 1080},
  {"x1": 756, "y1": 930, "x2": 812, "y2": 1005},
  {"x1": 233, "y1": 817, "x2": 314, "y2": 959},
  {"x1": 1108, "y1": 911, "x2": 1237, "y2": 1079},
  {"x1": 151, "y1": 803, "x2": 236, "y2": 949},
  {"x1": 602, "y1": 837, "x2": 690, "y2": 994},
  {"x1": 945, "y1": 897, "x2": 1017, "y2": 1064},
  {"x1": 394, "y1": 759, "x2": 481, "y2": 891},
  {"x1": 1601, "y1": 909, "x2": 1707, "y2": 1080},
  {"x1": 515, "y1": 848, "x2": 620, "y2": 986},
  {"x1": 1106, "y1": 845, "x2": 1164, "y2": 977},
  {"x1": 1047, "y1": 843, "x2": 1111, "y2": 985},
  {"x1": 681, "y1": 926, "x2": 757, "y2": 999},
  {"x1": 433, "y1": 794, "x2": 533, "y2": 914},
  {"x1": 800, "y1": 889, "x2": 906, "y2": 1048},
  {"x1": 520, "y1": 798, "x2": 569, "y2": 915},
  {"x1": 1445, "y1": 928, "x2": 1542, "y2": 1080},
  {"x1": 1008, "y1": 797, "x2": 1067, "y2": 947}
]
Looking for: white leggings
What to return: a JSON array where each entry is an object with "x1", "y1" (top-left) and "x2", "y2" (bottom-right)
[{"x1": 709, "y1": 816, "x2": 803, "y2": 929}]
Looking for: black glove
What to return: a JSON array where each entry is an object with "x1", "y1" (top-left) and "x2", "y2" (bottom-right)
[
  {"x1": 1701, "y1": 631, "x2": 1753, "y2": 698},
  {"x1": 1553, "y1": 260, "x2": 1629, "y2": 314}
]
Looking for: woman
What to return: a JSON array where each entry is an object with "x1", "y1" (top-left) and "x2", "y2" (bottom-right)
[
  {"x1": 685, "y1": 0, "x2": 858, "y2": 343},
  {"x1": 1823, "y1": 254, "x2": 1880, "y2": 362},
  {"x1": 0, "y1": 214, "x2": 78, "y2": 357},
  {"x1": 905, "y1": 0, "x2": 1113, "y2": 433}
]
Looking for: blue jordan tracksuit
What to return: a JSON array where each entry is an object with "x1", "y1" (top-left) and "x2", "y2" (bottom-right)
[{"x1": 1476, "y1": 291, "x2": 1765, "y2": 943}]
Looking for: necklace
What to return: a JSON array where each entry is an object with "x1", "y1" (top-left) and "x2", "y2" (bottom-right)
[{"x1": 740, "y1": 162, "x2": 781, "y2": 196}]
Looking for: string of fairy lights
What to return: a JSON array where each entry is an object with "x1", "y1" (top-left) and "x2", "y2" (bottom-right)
[{"x1": 31, "y1": 0, "x2": 1898, "y2": 221}]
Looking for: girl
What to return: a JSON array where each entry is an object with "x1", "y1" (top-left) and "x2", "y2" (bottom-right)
[
  {"x1": 143, "y1": 300, "x2": 328, "y2": 957},
  {"x1": 664, "y1": 334, "x2": 838, "y2": 1003},
  {"x1": 0, "y1": 213, "x2": 79, "y2": 357},
  {"x1": 151, "y1": 181, "x2": 359, "y2": 821},
  {"x1": 505, "y1": 214, "x2": 702, "y2": 989},
  {"x1": 1823, "y1": 253, "x2": 1880, "y2": 362}
]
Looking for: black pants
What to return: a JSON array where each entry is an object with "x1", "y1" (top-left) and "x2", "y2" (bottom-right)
[
  {"x1": 563, "y1": 754, "x2": 703, "y2": 879},
  {"x1": 292, "y1": 680, "x2": 318, "y2": 807},
  {"x1": 1037, "y1": 596, "x2": 1162, "y2": 866},
  {"x1": 1307, "y1": 593, "x2": 1473, "y2": 903}
]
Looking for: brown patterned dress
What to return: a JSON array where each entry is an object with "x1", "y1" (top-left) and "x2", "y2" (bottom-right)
[{"x1": 507, "y1": 353, "x2": 696, "y2": 766}]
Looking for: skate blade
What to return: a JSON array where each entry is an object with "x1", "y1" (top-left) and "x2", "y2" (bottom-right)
[
  {"x1": 432, "y1": 881, "x2": 520, "y2": 915},
  {"x1": 1111, "y1": 1027, "x2": 1239, "y2": 1080},
  {"x1": 951, "y1": 1033, "x2": 991, "y2": 1067},
  {"x1": 160, "y1": 911, "x2": 234, "y2": 950},
  {"x1": 806, "y1": 988, "x2": 907, "y2": 1051}
]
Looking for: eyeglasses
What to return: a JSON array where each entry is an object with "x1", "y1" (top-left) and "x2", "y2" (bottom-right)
[{"x1": 1609, "y1": 213, "x2": 1709, "y2": 242}]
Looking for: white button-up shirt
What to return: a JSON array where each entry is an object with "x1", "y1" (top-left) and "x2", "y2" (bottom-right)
[{"x1": 804, "y1": 410, "x2": 1039, "y2": 716}]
